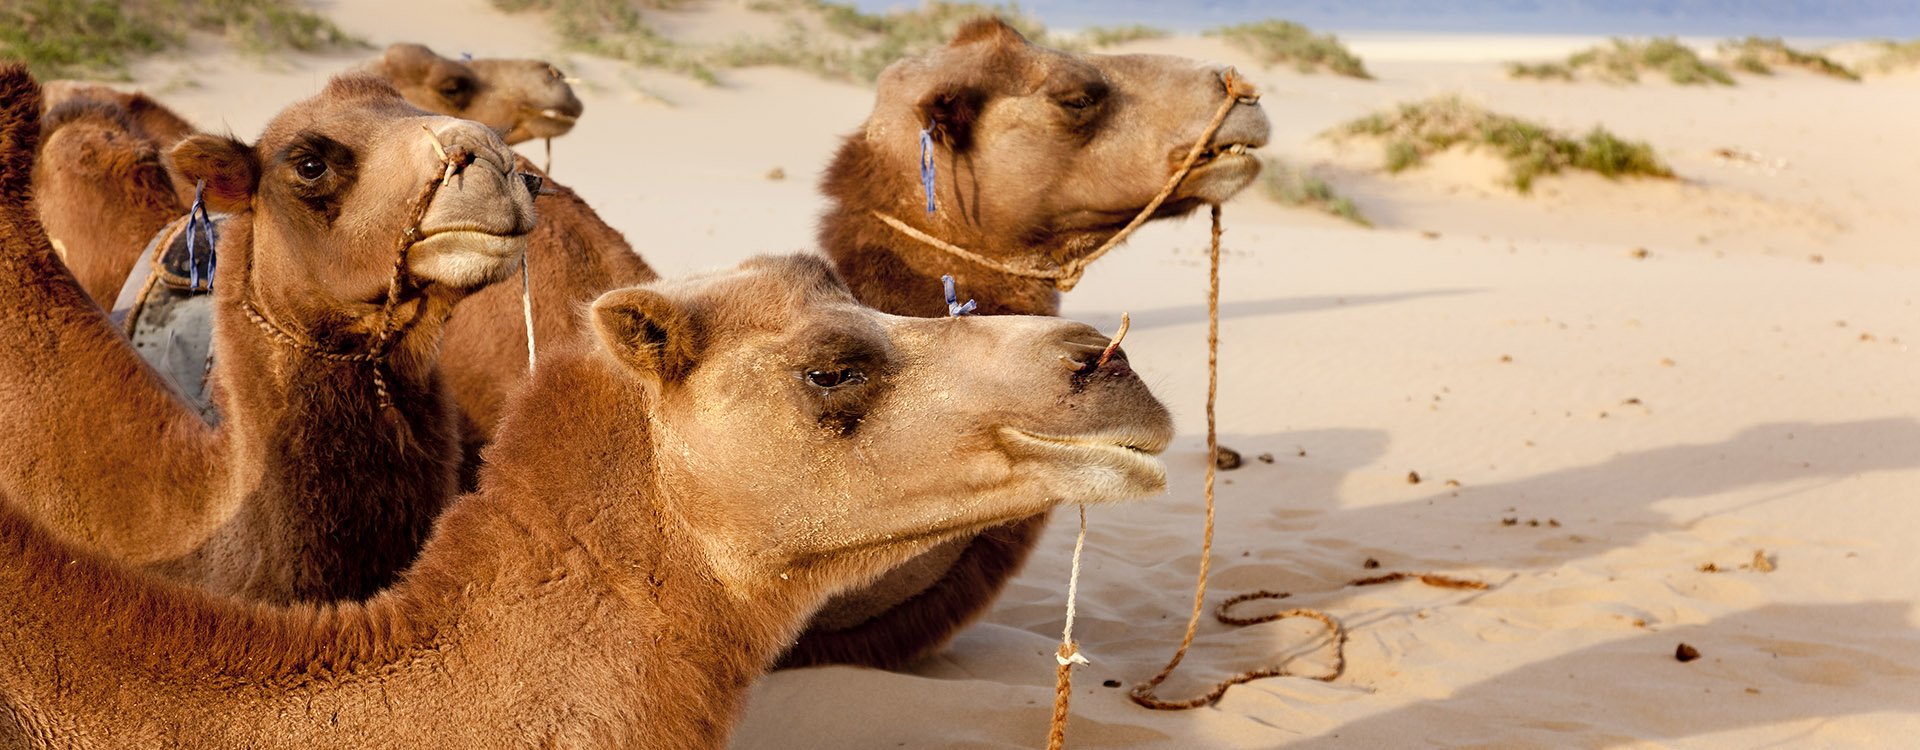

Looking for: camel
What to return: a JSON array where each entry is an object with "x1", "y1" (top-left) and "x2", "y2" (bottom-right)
[
  {"x1": 785, "y1": 18, "x2": 1272, "y2": 668},
  {"x1": 0, "y1": 68, "x2": 540, "y2": 603},
  {"x1": 0, "y1": 76, "x2": 1175, "y2": 742},
  {"x1": 36, "y1": 43, "x2": 585, "y2": 304}
]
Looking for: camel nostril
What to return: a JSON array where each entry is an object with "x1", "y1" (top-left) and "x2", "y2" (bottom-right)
[{"x1": 520, "y1": 172, "x2": 544, "y2": 195}]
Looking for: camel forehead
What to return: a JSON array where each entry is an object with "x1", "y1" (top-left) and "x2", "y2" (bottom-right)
[
  {"x1": 663, "y1": 255, "x2": 862, "y2": 336},
  {"x1": 256, "y1": 76, "x2": 424, "y2": 146}
]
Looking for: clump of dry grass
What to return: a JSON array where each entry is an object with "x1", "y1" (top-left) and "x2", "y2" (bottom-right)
[
  {"x1": 499, "y1": 0, "x2": 1063, "y2": 86},
  {"x1": 1508, "y1": 37, "x2": 1732, "y2": 86},
  {"x1": 1259, "y1": 157, "x2": 1369, "y2": 226},
  {"x1": 1861, "y1": 39, "x2": 1920, "y2": 73},
  {"x1": 1719, "y1": 37, "x2": 1859, "y2": 81},
  {"x1": 1207, "y1": 19, "x2": 1370, "y2": 79},
  {"x1": 1, "y1": 0, "x2": 358, "y2": 79},
  {"x1": 1080, "y1": 24, "x2": 1168, "y2": 48},
  {"x1": 1335, "y1": 95, "x2": 1674, "y2": 193}
]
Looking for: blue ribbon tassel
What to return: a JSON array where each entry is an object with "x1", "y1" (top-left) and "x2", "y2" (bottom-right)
[
  {"x1": 919, "y1": 121, "x2": 937, "y2": 215},
  {"x1": 185, "y1": 179, "x2": 218, "y2": 292},
  {"x1": 942, "y1": 275, "x2": 976, "y2": 317}
]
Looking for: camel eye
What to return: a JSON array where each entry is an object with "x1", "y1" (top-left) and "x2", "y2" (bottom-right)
[
  {"x1": 437, "y1": 77, "x2": 472, "y2": 99},
  {"x1": 294, "y1": 157, "x2": 327, "y2": 181},
  {"x1": 804, "y1": 368, "x2": 865, "y2": 389}
]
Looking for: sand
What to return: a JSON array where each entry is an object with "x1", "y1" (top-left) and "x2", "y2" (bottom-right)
[{"x1": 73, "y1": 3, "x2": 1920, "y2": 746}]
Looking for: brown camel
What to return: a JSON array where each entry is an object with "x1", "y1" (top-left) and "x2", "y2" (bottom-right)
[
  {"x1": 36, "y1": 43, "x2": 585, "y2": 304},
  {"x1": 1, "y1": 77, "x2": 1174, "y2": 740},
  {"x1": 0, "y1": 68, "x2": 539, "y2": 603},
  {"x1": 785, "y1": 18, "x2": 1271, "y2": 668}
]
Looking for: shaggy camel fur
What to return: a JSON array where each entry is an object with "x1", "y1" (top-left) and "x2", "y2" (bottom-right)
[
  {"x1": 0, "y1": 68, "x2": 538, "y2": 603},
  {"x1": 787, "y1": 18, "x2": 1271, "y2": 668},
  {"x1": 35, "y1": 84, "x2": 649, "y2": 448},
  {"x1": 1, "y1": 95, "x2": 1176, "y2": 740},
  {"x1": 36, "y1": 44, "x2": 584, "y2": 304}
]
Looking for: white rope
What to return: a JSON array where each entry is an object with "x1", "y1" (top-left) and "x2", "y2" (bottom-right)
[
  {"x1": 521, "y1": 254, "x2": 536, "y2": 371},
  {"x1": 1057, "y1": 504, "x2": 1091, "y2": 667}
]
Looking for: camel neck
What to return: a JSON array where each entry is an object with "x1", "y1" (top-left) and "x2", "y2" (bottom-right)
[
  {"x1": 0, "y1": 351, "x2": 796, "y2": 747},
  {"x1": 188, "y1": 223, "x2": 460, "y2": 603},
  {"x1": 822, "y1": 207, "x2": 1064, "y2": 318}
]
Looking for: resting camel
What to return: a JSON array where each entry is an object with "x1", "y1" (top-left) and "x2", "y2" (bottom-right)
[
  {"x1": 35, "y1": 42, "x2": 583, "y2": 304},
  {"x1": 0, "y1": 76, "x2": 1174, "y2": 742},
  {"x1": 0, "y1": 69, "x2": 540, "y2": 603},
  {"x1": 785, "y1": 18, "x2": 1272, "y2": 668}
]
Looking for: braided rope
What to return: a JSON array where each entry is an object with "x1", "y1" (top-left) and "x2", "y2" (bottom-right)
[{"x1": 237, "y1": 128, "x2": 467, "y2": 411}]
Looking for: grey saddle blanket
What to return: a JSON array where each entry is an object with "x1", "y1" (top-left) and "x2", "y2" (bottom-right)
[{"x1": 108, "y1": 214, "x2": 224, "y2": 425}]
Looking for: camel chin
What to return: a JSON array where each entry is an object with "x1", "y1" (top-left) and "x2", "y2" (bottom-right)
[
  {"x1": 997, "y1": 426, "x2": 1170, "y2": 503},
  {"x1": 409, "y1": 230, "x2": 530, "y2": 289}
]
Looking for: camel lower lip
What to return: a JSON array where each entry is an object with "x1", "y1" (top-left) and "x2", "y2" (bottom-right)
[{"x1": 998, "y1": 427, "x2": 1169, "y2": 501}]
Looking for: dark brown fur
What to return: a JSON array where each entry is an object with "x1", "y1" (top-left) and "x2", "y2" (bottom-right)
[{"x1": 0, "y1": 69, "x2": 536, "y2": 603}]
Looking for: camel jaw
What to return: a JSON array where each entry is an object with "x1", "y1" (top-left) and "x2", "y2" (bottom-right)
[
  {"x1": 997, "y1": 426, "x2": 1169, "y2": 503},
  {"x1": 409, "y1": 229, "x2": 530, "y2": 290}
]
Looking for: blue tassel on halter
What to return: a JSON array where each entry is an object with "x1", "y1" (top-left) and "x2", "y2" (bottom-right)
[
  {"x1": 185, "y1": 179, "x2": 219, "y2": 292},
  {"x1": 942, "y1": 274, "x2": 976, "y2": 317},
  {"x1": 919, "y1": 120, "x2": 937, "y2": 214}
]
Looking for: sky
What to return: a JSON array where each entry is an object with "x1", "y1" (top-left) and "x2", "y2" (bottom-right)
[{"x1": 850, "y1": 1, "x2": 1920, "y2": 37}]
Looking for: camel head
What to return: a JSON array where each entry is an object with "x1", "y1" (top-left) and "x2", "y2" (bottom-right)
[
  {"x1": 850, "y1": 17, "x2": 1269, "y2": 250},
  {"x1": 372, "y1": 43, "x2": 585, "y2": 144},
  {"x1": 586, "y1": 254, "x2": 1173, "y2": 593},
  {"x1": 169, "y1": 75, "x2": 538, "y2": 320}
]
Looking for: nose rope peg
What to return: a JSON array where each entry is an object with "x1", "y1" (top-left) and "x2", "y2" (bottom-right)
[
  {"x1": 941, "y1": 274, "x2": 976, "y2": 317},
  {"x1": 1222, "y1": 66, "x2": 1260, "y2": 105},
  {"x1": 184, "y1": 179, "x2": 218, "y2": 292},
  {"x1": 420, "y1": 125, "x2": 459, "y2": 186},
  {"x1": 1097, "y1": 312, "x2": 1131, "y2": 369},
  {"x1": 919, "y1": 119, "x2": 938, "y2": 214}
]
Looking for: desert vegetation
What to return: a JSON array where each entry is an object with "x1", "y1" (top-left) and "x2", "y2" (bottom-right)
[
  {"x1": 1, "y1": 0, "x2": 357, "y2": 78},
  {"x1": 1508, "y1": 37, "x2": 1732, "y2": 85},
  {"x1": 1081, "y1": 24, "x2": 1169, "y2": 48},
  {"x1": 493, "y1": 0, "x2": 1062, "y2": 85},
  {"x1": 1260, "y1": 157, "x2": 1369, "y2": 226},
  {"x1": 1335, "y1": 95, "x2": 1673, "y2": 192},
  {"x1": 1719, "y1": 37, "x2": 1859, "y2": 80},
  {"x1": 1207, "y1": 19, "x2": 1370, "y2": 79}
]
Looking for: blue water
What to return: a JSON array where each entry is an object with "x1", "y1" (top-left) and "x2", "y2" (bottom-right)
[{"x1": 851, "y1": 0, "x2": 1920, "y2": 38}]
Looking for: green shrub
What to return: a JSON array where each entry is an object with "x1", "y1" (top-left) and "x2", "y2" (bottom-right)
[
  {"x1": 1718, "y1": 37, "x2": 1859, "y2": 80},
  {"x1": 1335, "y1": 95, "x2": 1674, "y2": 192},
  {"x1": 0, "y1": 0, "x2": 357, "y2": 78},
  {"x1": 1259, "y1": 157, "x2": 1370, "y2": 226},
  {"x1": 1510, "y1": 37, "x2": 1733, "y2": 86},
  {"x1": 1082, "y1": 24, "x2": 1168, "y2": 48},
  {"x1": 1208, "y1": 20, "x2": 1370, "y2": 79}
]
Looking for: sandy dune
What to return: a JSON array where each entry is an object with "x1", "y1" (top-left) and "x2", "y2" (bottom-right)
[{"x1": 62, "y1": 2, "x2": 1920, "y2": 747}]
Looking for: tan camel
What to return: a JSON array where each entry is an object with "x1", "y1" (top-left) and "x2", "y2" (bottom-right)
[
  {"x1": 0, "y1": 68, "x2": 539, "y2": 603},
  {"x1": 1, "y1": 81, "x2": 1174, "y2": 740},
  {"x1": 786, "y1": 18, "x2": 1271, "y2": 668},
  {"x1": 36, "y1": 44, "x2": 585, "y2": 303}
]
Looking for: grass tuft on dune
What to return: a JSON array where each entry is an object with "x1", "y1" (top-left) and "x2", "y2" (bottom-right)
[
  {"x1": 1207, "y1": 19, "x2": 1370, "y2": 79},
  {"x1": 1509, "y1": 37, "x2": 1732, "y2": 86},
  {"x1": 1260, "y1": 157, "x2": 1370, "y2": 226},
  {"x1": 0, "y1": 0, "x2": 358, "y2": 79},
  {"x1": 1336, "y1": 95, "x2": 1674, "y2": 193},
  {"x1": 1719, "y1": 37, "x2": 1859, "y2": 81},
  {"x1": 498, "y1": 0, "x2": 1063, "y2": 85}
]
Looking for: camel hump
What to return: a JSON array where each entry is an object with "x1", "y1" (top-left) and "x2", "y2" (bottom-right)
[{"x1": 0, "y1": 64, "x2": 42, "y2": 200}]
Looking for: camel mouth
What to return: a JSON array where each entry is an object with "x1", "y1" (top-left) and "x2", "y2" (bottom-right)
[
  {"x1": 1170, "y1": 142, "x2": 1263, "y2": 204},
  {"x1": 514, "y1": 106, "x2": 581, "y2": 140},
  {"x1": 409, "y1": 229, "x2": 531, "y2": 289},
  {"x1": 997, "y1": 426, "x2": 1170, "y2": 501}
]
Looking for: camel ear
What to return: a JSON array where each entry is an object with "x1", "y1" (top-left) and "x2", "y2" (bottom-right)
[
  {"x1": 380, "y1": 43, "x2": 441, "y2": 83},
  {"x1": 591, "y1": 287, "x2": 701, "y2": 386},
  {"x1": 918, "y1": 84, "x2": 987, "y2": 151},
  {"x1": 168, "y1": 134, "x2": 257, "y2": 213}
]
